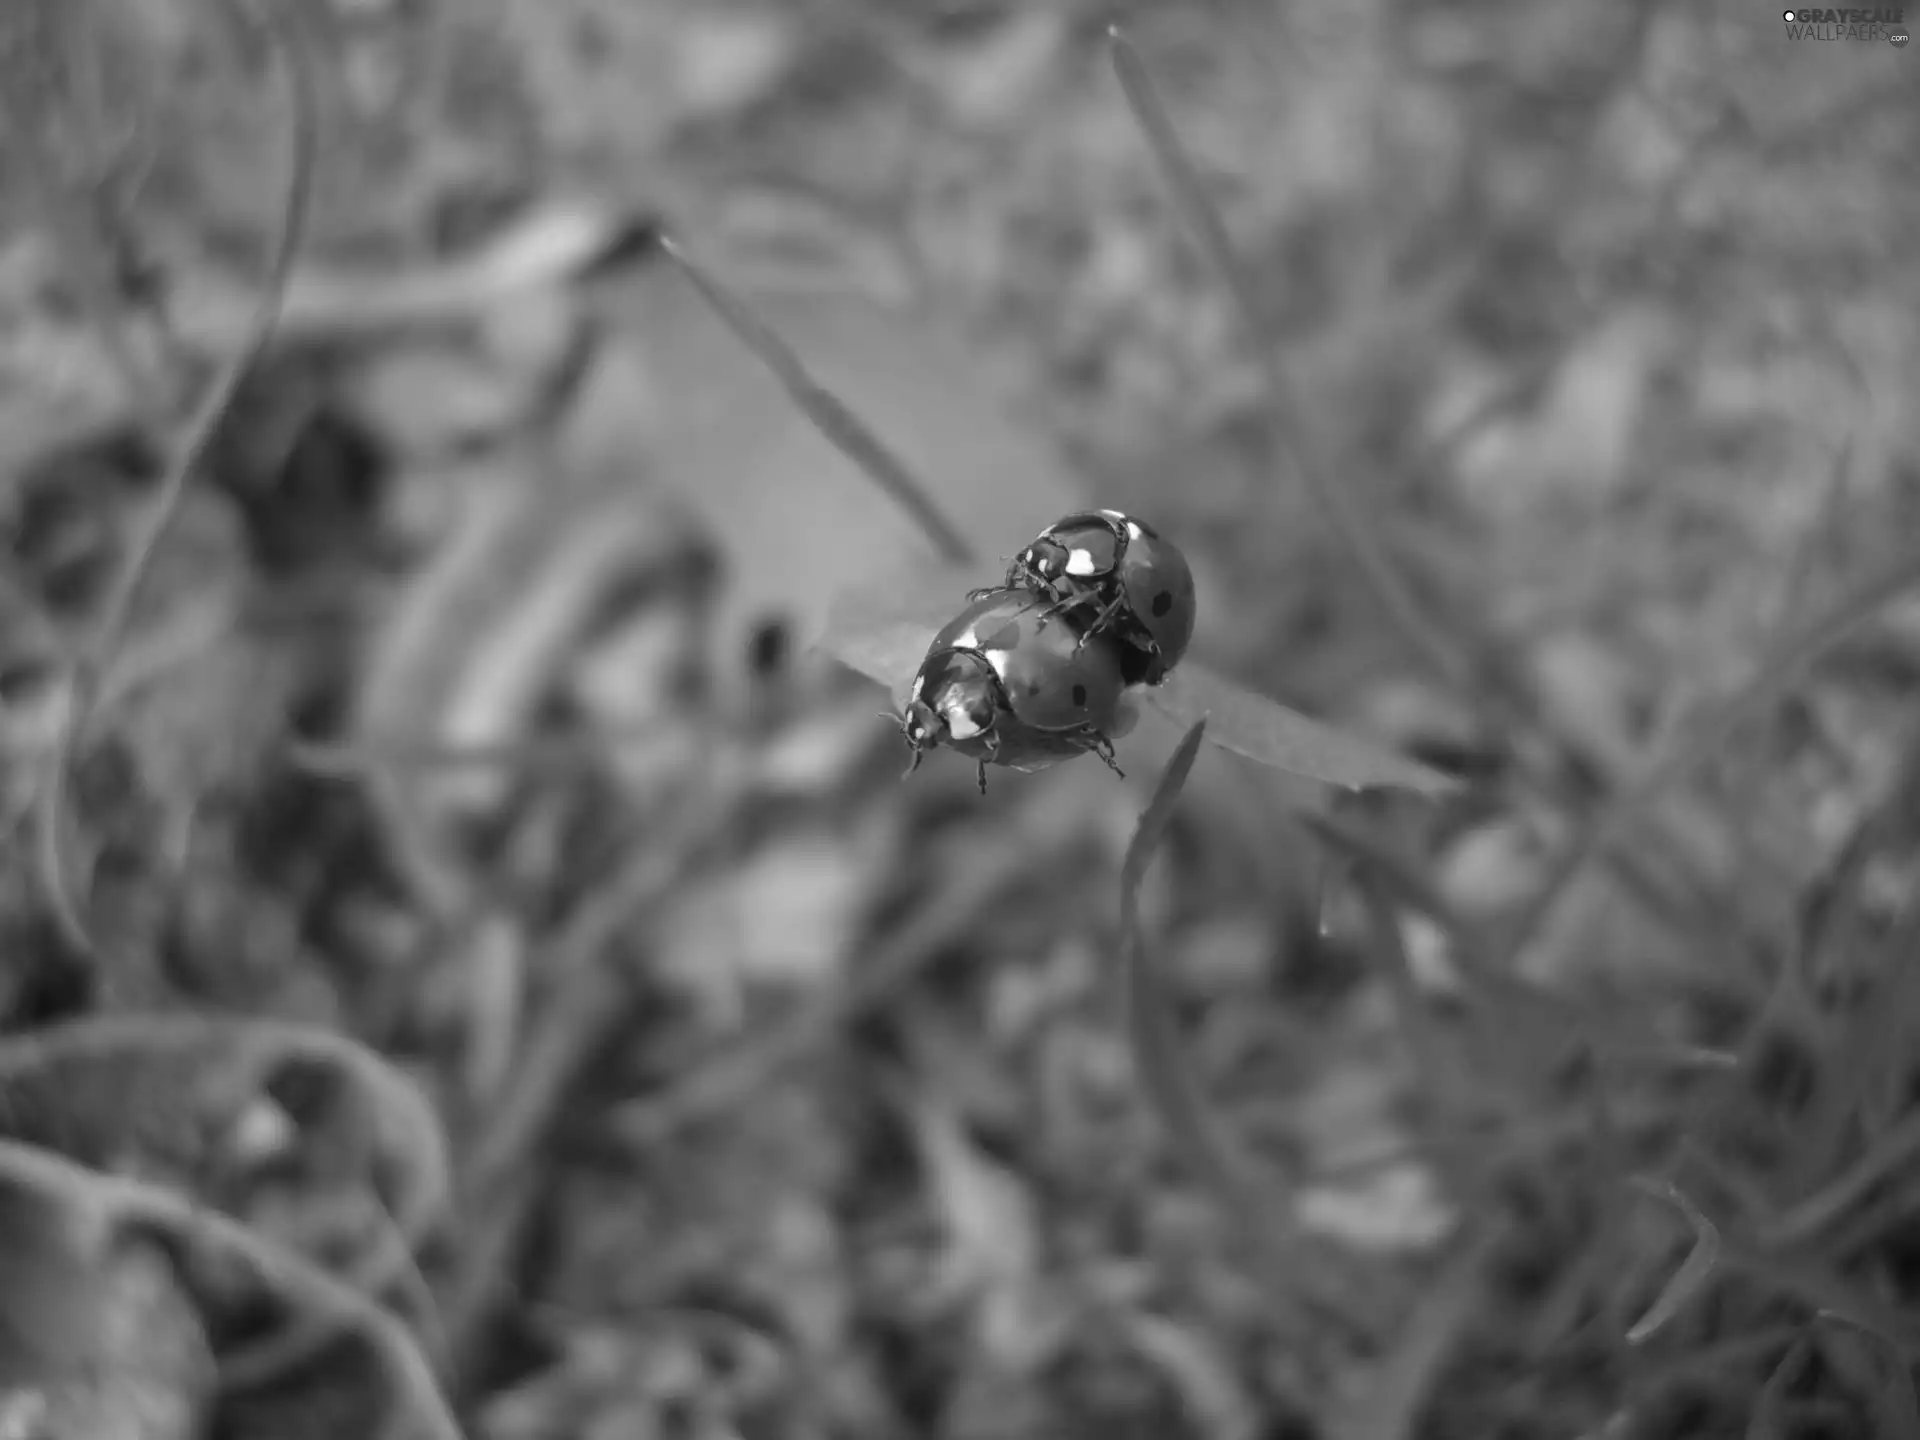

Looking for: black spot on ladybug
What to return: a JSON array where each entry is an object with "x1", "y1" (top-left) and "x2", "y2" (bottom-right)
[
  {"x1": 1071, "y1": 684, "x2": 1088, "y2": 707},
  {"x1": 749, "y1": 619, "x2": 789, "y2": 675},
  {"x1": 1151, "y1": 591, "x2": 1173, "y2": 617},
  {"x1": 978, "y1": 619, "x2": 1022, "y2": 651}
]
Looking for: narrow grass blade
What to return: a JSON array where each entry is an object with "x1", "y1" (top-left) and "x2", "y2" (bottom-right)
[
  {"x1": 1759, "y1": 1103, "x2": 1920, "y2": 1249},
  {"x1": 1351, "y1": 869, "x2": 1463, "y2": 1117},
  {"x1": 1299, "y1": 809, "x2": 1463, "y2": 931},
  {"x1": 1108, "y1": 27, "x2": 1477, "y2": 703},
  {"x1": 1627, "y1": 1178, "x2": 1722, "y2": 1344},
  {"x1": 1862, "y1": 1327, "x2": 1920, "y2": 1437},
  {"x1": 34, "y1": 0, "x2": 319, "y2": 962},
  {"x1": 1119, "y1": 718, "x2": 1356, "y2": 1338},
  {"x1": 656, "y1": 236, "x2": 976, "y2": 565},
  {"x1": 0, "y1": 1139, "x2": 461, "y2": 1440},
  {"x1": 1506, "y1": 543, "x2": 1920, "y2": 969},
  {"x1": 1121, "y1": 721, "x2": 1257, "y2": 1234},
  {"x1": 1722, "y1": 1242, "x2": 1920, "y2": 1354},
  {"x1": 1147, "y1": 664, "x2": 1460, "y2": 797},
  {"x1": 1323, "y1": 1226, "x2": 1494, "y2": 1440},
  {"x1": 1747, "y1": 1329, "x2": 1817, "y2": 1440}
]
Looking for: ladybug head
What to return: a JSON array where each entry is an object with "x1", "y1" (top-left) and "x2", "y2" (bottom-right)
[
  {"x1": 1018, "y1": 537, "x2": 1072, "y2": 584},
  {"x1": 900, "y1": 652, "x2": 1001, "y2": 779},
  {"x1": 901, "y1": 699, "x2": 946, "y2": 762}
]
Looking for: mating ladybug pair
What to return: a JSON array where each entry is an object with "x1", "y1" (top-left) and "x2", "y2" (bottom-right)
[{"x1": 898, "y1": 510, "x2": 1197, "y2": 792}]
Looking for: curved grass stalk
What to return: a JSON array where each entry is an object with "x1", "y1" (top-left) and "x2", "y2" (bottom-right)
[
  {"x1": 656, "y1": 236, "x2": 977, "y2": 566},
  {"x1": 0, "y1": 1138, "x2": 460, "y2": 1440},
  {"x1": 32, "y1": 0, "x2": 318, "y2": 962}
]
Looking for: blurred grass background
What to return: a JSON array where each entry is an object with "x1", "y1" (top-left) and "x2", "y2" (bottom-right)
[{"x1": 1, "y1": 0, "x2": 1919, "y2": 1437}]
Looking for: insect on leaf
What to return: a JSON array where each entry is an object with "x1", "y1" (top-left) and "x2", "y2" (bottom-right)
[{"x1": 814, "y1": 572, "x2": 1459, "y2": 797}]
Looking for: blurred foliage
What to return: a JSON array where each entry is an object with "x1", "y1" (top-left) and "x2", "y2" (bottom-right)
[{"x1": 0, "y1": 0, "x2": 1917, "y2": 1438}]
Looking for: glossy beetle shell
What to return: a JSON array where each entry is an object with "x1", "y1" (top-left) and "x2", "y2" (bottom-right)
[
  {"x1": 922, "y1": 587, "x2": 1127, "y2": 733},
  {"x1": 1006, "y1": 509, "x2": 1196, "y2": 687},
  {"x1": 902, "y1": 649, "x2": 999, "y2": 753}
]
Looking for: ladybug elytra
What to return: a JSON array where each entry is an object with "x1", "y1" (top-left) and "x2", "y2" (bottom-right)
[
  {"x1": 901, "y1": 587, "x2": 1129, "y2": 792},
  {"x1": 997, "y1": 509, "x2": 1196, "y2": 687}
]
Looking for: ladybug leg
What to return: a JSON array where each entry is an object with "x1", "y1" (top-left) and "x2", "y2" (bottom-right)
[
  {"x1": 975, "y1": 728, "x2": 1001, "y2": 793},
  {"x1": 1087, "y1": 732, "x2": 1126, "y2": 780},
  {"x1": 1034, "y1": 588, "x2": 1090, "y2": 631},
  {"x1": 971, "y1": 559, "x2": 1025, "y2": 603},
  {"x1": 1068, "y1": 594, "x2": 1129, "y2": 651}
]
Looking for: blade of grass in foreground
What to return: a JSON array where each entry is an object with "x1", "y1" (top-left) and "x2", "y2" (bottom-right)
[
  {"x1": 1149, "y1": 664, "x2": 1460, "y2": 797},
  {"x1": 1108, "y1": 27, "x2": 1478, "y2": 705},
  {"x1": 1626, "y1": 1178, "x2": 1722, "y2": 1345},
  {"x1": 35, "y1": 0, "x2": 319, "y2": 963},
  {"x1": 1322, "y1": 1225, "x2": 1495, "y2": 1440},
  {"x1": 1503, "y1": 541, "x2": 1920, "y2": 969},
  {"x1": 655, "y1": 236, "x2": 977, "y2": 566},
  {"x1": 1119, "y1": 717, "x2": 1359, "y2": 1341}
]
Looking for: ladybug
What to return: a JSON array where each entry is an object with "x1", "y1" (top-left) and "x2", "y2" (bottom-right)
[
  {"x1": 901, "y1": 588, "x2": 1129, "y2": 793},
  {"x1": 990, "y1": 509, "x2": 1196, "y2": 687}
]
